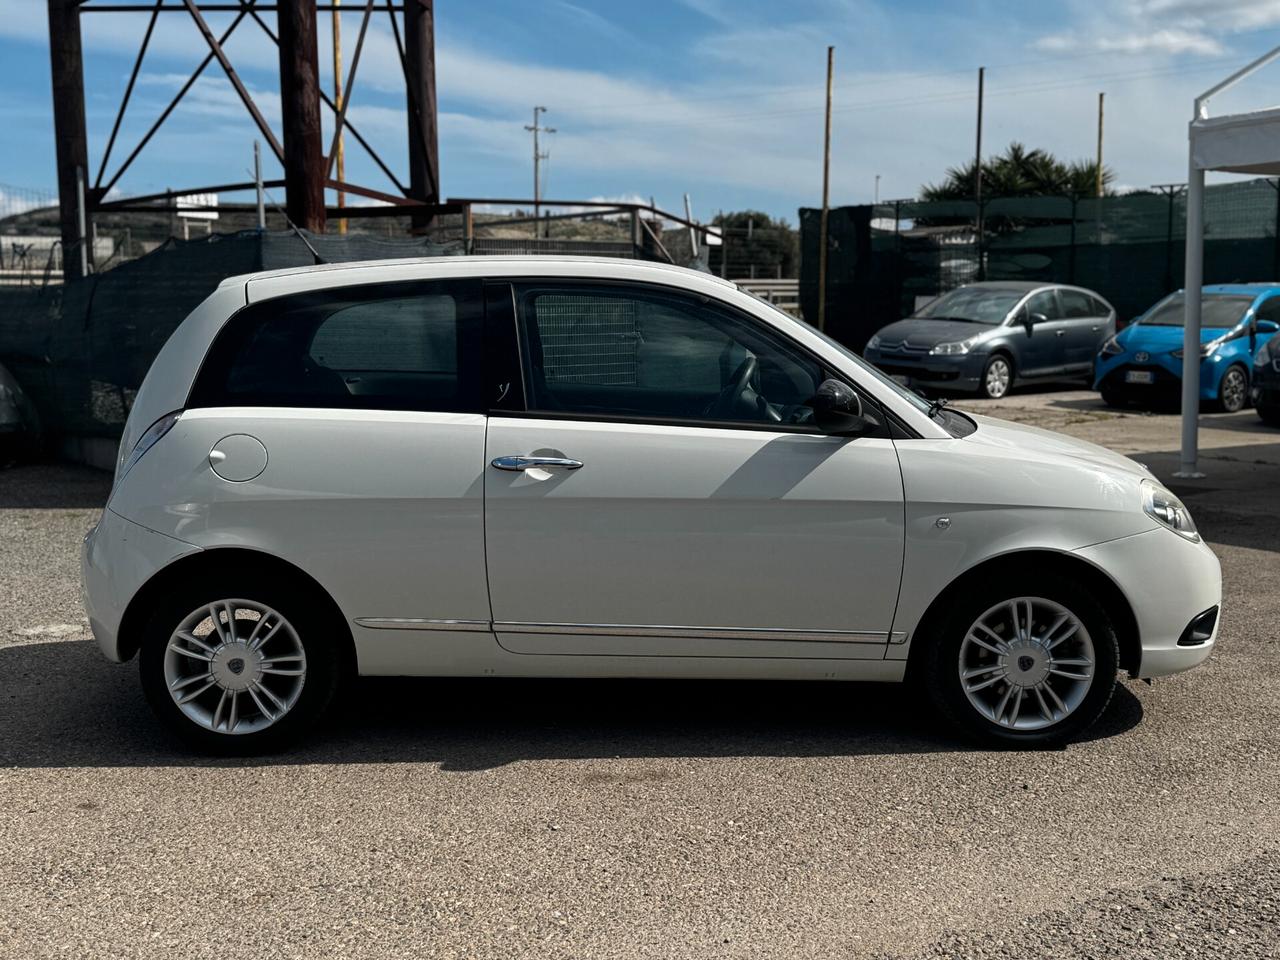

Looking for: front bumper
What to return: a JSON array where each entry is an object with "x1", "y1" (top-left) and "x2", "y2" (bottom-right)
[
  {"x1": 82, "y1": 508, "x2": 202, "y2": 662},
  {"x1": 1074, "y1": 527, "x2": 1222, "y2": 679},
  {"x1": 863, "y1": 348, "x2": 987, "y2": 388},
  {"x1": 1093, "y1": 351, "x2": 1226, "y2": 401}
]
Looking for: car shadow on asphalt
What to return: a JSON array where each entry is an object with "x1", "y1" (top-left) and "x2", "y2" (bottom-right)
[{"x1": 0, "y1": 639, "x2": 1145, "y2": 770}]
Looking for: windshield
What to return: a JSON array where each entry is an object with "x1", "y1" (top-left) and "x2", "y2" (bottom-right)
[
  {"x1": 912, "y1": 287, "x2": 1024, "y2": 324},
  {"x1": 1140, "y1": 293, "x2": 1252, "y2": 328}
]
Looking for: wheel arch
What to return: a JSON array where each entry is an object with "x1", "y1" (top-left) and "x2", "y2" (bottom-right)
[
  {"x1": 1213, "y1": 358, "x2": 1250, "y2": 398},
  {"x1": 903, "y1": 548, "x2": 1141, "y2": 680},
  {"x1": 116, "y1": 546, "x2": 357, "y2": 673}
]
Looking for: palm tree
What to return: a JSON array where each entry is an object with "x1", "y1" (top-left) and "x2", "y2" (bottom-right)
[{"x1": 922, "y1": 142, "x2": 1114, "y2": 201}]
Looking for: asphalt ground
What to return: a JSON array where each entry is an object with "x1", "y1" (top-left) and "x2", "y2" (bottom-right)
[{"x1": 1, "y1": 391, "x2": 1278, "y2": 959}]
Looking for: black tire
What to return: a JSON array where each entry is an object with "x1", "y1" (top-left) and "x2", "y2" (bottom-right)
[
  {"x1": 1259, "y1": 403, "x2": 1280, "y2": 427},
  {"x1": 1099, "y1": 384, "x2": 1128, "y2": 408},
  {"x1": 1215, "y1": 363, "x2": 1249, "y2": 413},
  {"x1": 919, "y1": 571, "x2": 1119, "y2": 747},
  {"x1": 979, "y1": 354, "x2": 1014, "y2": 399},
  {"x1": 139, "y1": 569, "x2": 344, "y2": 754}
]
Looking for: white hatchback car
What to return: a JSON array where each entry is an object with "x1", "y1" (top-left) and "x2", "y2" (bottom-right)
[{"x1": 83, "y1": 257, "x2": 1220, "y2": 752}]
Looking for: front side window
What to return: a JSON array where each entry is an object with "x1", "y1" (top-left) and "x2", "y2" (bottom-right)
[
  {"x1": 190, "y1": 280, "x2": 483, "y2": 412},
  {"x1": 1022, "y1": 290, "x2": 1062, "y2": 322},
  {"x1": 514, "y1": 283, "x2": 826, "y2": 427}
]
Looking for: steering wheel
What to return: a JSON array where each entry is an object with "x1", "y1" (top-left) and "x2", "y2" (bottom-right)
[{"x1": 703, "y1": 356, "x2": 782, "y2": 422}]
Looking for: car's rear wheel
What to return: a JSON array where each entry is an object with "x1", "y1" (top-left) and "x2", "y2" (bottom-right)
[
  {"x1": 921, "y1": 573, "x2": 1119, "y2": 746},
  {"x1": 979, "y1": 355, "x2": 1013, "y2": 399},
  {"x1": 1216, "y1": 364, "x2": 1249, "y2": 413},
  {"x1": 139, "y1": 575, "x2": 342, "y2": 753}
]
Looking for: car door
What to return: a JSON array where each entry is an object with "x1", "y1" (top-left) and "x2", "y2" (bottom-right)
[
  {"x1": 1057, "y1": 288, "x2": 1111, "y2": 371},
  {"x1": 482, "y1": 280, "x2": 906, "y2": 660},
  {"x1": 1010, "y1": 288, "x2": 1067, "y2": 377}
]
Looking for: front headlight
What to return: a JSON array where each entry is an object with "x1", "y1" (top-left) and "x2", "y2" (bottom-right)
[
  {"x1": 1141, "y1": 479, "x2": 1199, "y2": 542},
  {"x1": 866, "y1": 334, "x2": 881, "y2": 350},
  {"x1": 929, "y1": 335, "x2": 980, "y2": 356},
  {"x1": 1172, "y1": 338, "x2": 1225, "y2": 360},
  {"x1": 1099, "y1": 335, "x2": 1123, "y2": 357}
]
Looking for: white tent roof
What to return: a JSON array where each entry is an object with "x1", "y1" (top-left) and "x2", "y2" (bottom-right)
[{"x1": 1191, "y1": 106, "x2": 1280, "y2": 175}]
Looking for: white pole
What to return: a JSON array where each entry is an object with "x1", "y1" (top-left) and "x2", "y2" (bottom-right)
[
  {"x1": 254, "y1": 140, "x2": 266, "y2": 231},
  {"x1": 1177, "y1": 159, "x2": 1205, "y2": 478},
  {"x1": 75, "y1": 165, "x2": 89, "y2": 276}
]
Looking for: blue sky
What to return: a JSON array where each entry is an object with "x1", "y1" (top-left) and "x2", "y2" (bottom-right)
[{"x1": 3, "y1": 0, "x2": 1280, "y2": 223}]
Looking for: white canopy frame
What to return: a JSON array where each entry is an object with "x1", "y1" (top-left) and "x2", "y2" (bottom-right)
[{"x1": 1179, "y1": 44, "x2": 1280, "y2": 477}]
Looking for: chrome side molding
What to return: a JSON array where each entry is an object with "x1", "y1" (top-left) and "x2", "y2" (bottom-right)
[{"x1": 356, "y1": 617, "x2": 902, "y2": 644}]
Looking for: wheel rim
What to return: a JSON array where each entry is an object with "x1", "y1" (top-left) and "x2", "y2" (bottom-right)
[
  {"x1": 958, "y1": 596, "x2": 1095, "y2": 732},
  {"x1": 1222, "y1": 368, "x2": 1246, "y2": 411},
  {"x1": 164, "y1": 599, "x2": 306, "y2": 735},
  {"x1": 985, "y1": 359, "x2": 1010, "y2": 398}
]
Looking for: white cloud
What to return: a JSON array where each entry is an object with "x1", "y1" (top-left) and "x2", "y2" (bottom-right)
[{"x1": 1035, "y1": 0, "x2": 1280, "y2": 58}]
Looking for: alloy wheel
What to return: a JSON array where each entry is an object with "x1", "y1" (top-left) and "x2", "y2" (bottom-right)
[
  {"x1": 958, "y1": 596, "x2": 1095, "y2": 731},
  {"x1": 984, "y1": 358, "x2": 1011, "y2": 398},
  {"x1": 163, "y1": 599, "x2": 307, "y2": 735},
  {"x1": 1220, "y1": 367, "x2": 1247, "y2": 413}
]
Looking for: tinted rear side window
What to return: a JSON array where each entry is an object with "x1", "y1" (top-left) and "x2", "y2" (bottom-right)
[
  {"x1": 1059, "y1": 290, "x2": 1096, "y2": 318},
  {"x1": 189, "y1": 279, "x2": 483, "y2": 413}
]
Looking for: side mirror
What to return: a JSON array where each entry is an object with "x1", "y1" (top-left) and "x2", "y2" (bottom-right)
[
  {"x1": 811, "y1": 379, "x2": 865, "y2": 436},
  {"x1": 1256, "y1": 319, "x2": 1280, "y2": 334},
  {"x1": 1025, "y1": 312, "x2": 1047, "y2": 333}
]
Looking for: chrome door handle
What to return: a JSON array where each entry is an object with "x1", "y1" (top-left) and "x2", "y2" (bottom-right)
[
  {"x1": 491, "y1": 455, "x2": 584, "y2": 472},
  {"x1": 1055, "y1": 329, "x2": 1066, "y2": 336}
]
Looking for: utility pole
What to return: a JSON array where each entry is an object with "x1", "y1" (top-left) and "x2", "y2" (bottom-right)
[
  {"x1": 817, "y1": 45, "x2": 834, "y2": 333},
  {"x1": 1095, "y1": 92, "x2": 1105, "y2": 198},
  {"x1": 332, "y1": 0, "x2": 346, "y2": 233},
  {"x1": 525, "y1": 106, "x2": 555, "y2": 238},
  {"x1": 974, "y1": 65, "x2": 985, "y2": 280},
  {"x1": 254, "y1": 140, "x2": 266, "y2": 230},
  {"x1": 874, "y1": 174, "x2": 881, "y2": 205}
]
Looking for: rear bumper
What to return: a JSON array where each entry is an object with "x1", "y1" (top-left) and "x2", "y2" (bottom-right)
[
  {"x1": 81, "y1": 508, "x2": 202, "y2": 662},
  {"x1": 1074, "y1": 528, "x2": 1221, "y2": 679}
]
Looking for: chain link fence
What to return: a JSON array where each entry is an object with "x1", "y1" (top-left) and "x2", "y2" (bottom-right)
[{"x1": 800, "y1": 177, "x2": 1280, "y2": 352}]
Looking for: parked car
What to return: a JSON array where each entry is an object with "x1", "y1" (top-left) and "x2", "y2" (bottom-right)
[
  {"x1": 1093, "y1": 284, "x2": 1280, "y2": 412},
  {"x1": 84, "y1": 258, "x2": 1219, "y2": 752},
  {"x1": 862, "y1": 281, "x2": 1116, "y2": 399},
  {"x1": 1251, "y1": 333, "x2": 1280, "y2": 425}
]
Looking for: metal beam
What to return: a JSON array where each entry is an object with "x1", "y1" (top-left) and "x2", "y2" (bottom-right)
[
  {"x1": 324, "y1": 179, "x2": 413, "y2": 206},
  {"x1": 183, "y1": 0, "x2": 284, "y2": 162},
  {"x1": 394, "y1": 0, "x2": 439, "y2": 229},
  {"x1": 247, "y1": 8, "x2": 408, "y2": 195},
  {"x1": 325, "y1": 0, "x2": 374, "y2": 179},
  {"x1": 99, "y1": 8, "x2": 250, "y2": 196},
  {"x1": 82, "y1": 4, "x2": 403, "y2": 10},
  {"x1": 48, "y1": 0, "x2": 91, "y2": 281},
  {"x1": 93, "y1": 179, "x2": 286, "y2": 210},
  {"x1": 276, "y1": 0, "x2": 325, "y2": 230},
  {"x1": 95, "y1": 0, "x2": 162, "y2": 190}
]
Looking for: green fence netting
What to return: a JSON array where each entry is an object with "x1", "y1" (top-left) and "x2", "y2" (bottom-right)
[
  {"x1": 800, "y1": 177, "x2": 1280, "y2": 352},
  {"x1": 0, "y1": 229, "x2": 461, "y2": 441}
]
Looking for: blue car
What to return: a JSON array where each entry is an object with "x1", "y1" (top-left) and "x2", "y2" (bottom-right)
[{"x1": 1093, "y1": 284, "x2": 1280, "y2": 412}]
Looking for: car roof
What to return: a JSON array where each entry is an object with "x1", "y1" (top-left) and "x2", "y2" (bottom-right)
[
  {"x1": 217, "y1": 255, "x2": 738, "y2": 291},
  {"x1": 1200, "y1": 283, "x2": 1280, "y2": 296}
]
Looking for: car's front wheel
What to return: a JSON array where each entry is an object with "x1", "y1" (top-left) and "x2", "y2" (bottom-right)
[
  {"x1": 979, "y1": 354, "x2": 1013, "y2": 399},
  {"x1": 1216, "y1": 364, "x2": 1249, "y2": 413},
  {"x1": 921, "y1": 574, "x2": 1119, "y2": 746},
  {"x1": 139, "y1": 574, "x2": 342, "y2": 753}
]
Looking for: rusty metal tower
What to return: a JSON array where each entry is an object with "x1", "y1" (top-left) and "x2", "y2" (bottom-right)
[{"x1": 46, "y1": 1, "x2": 442, "y2": 280}]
